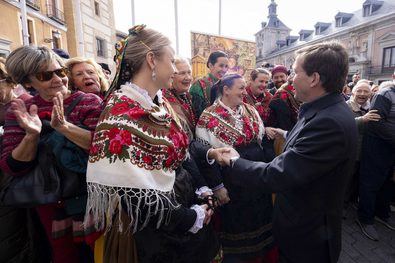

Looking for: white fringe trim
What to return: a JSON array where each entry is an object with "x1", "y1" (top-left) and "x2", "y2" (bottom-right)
[{"x1": 84, "y1": 182, "x2": 180, "y2": 233}]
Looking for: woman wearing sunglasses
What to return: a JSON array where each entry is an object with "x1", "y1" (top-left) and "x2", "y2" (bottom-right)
[{"x1": 0, "y1": 45, "x2": 103, "y2": 263}]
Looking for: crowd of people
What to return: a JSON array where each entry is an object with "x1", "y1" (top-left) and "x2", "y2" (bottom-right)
[{"x1": 0, "y1": 25, "x2": 394, "y2": 263}]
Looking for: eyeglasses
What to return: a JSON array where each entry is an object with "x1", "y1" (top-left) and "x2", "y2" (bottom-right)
[{"x1": 35, "y1": 68, "x2": 67, "y2": 81}]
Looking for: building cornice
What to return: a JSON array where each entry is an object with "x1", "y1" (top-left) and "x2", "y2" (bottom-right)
[{"x1": 263, "y1": 12, "x2": 395, "y2": 59}]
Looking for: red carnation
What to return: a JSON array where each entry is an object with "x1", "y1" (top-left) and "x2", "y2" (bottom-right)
[
  {"x1": 111, "y1": 102, "x2": 129, "y2": 115},
  {"x1": 109, "y1": 139, "x2": 122, "y2": 155}
]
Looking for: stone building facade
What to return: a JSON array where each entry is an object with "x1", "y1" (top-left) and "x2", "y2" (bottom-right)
[
  {"x1": 255, "y1": 0, "x2": 395, "y2": 83},
  {"x1": 0, "y1": 0, "x2": 68, "y2": 57},
  {"x1": 0, "y1": 0, "x2": 116, "y2": 67}
]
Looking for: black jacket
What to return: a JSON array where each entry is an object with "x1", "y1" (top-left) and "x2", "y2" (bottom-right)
[{"x1": 230, "y1": 93, "x2": 357, "y2": 263}]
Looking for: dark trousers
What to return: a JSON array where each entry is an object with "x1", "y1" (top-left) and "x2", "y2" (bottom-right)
[{"x1": 358, "y1": 135, "x2": 395, "y2": 224}]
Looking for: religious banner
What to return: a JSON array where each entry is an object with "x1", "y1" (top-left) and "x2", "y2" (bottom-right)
[{"x1": 191, "y1": 31, "x2": 256, "y2": 80}]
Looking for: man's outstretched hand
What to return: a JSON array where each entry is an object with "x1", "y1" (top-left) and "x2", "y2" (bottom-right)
[{"x1": 208, "y1": 147, "x2": 240, "y2": 166}]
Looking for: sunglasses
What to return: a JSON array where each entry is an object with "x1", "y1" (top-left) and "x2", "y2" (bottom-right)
[{"x1": 35, "y1": 68, "x2": 67, "y2": 81}]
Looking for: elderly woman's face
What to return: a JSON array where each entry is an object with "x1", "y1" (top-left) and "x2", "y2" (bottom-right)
[
  {"x1": 173, "y1": 62, "x2": 192, "y2": 94},
  {"x1": 224, "y1": 78, "x2": 247, "y2": 108},
  {"x1": 71, "y1": 62, "x2": 101, "y2": 95},
  {"x1": 28, "y1": 60, "x2": 68, "y2": 101}
]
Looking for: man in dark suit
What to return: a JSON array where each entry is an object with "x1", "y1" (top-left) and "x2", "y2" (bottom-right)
[{"x1": 211, "y1": 42, "x2": 357, "y2": 263}]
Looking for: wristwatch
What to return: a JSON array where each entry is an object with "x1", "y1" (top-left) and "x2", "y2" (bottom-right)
[{"x1": 229, "y1": 156, "x2": 240, "y2": 168}]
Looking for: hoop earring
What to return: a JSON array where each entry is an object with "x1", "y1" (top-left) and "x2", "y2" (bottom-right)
[{"x1": 151, "y1": 68, "x2": 156, "y2": 81}]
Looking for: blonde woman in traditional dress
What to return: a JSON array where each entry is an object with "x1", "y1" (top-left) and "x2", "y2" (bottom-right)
[{"x1": 85, "y1": 25, "x2": 216, "y2": 263}]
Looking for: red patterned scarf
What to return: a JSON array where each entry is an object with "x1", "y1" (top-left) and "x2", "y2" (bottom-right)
[
  {"x1": 85, "y1": 83, "x2": 189, "y2": 232},
  {"x1": 195, "y1": 99, "x2": 264, "y2": 148}
]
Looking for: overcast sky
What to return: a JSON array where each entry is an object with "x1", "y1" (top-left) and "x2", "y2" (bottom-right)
[{"x1": 113, "y1": 0, "x2": 361, "y2": 58}]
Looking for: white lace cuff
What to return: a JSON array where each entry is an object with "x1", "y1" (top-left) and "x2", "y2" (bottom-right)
[
  {"x1": 188, "y1": 205, "x2": 205, "y2": 234},
  {"x1": 195, "y1": 186, "x2": 213, "y2": 198},
  {"x1": 206, "y1": 148, "x2": 215, "y2": 165}
]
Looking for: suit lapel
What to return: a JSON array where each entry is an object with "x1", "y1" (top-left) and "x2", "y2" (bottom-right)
[{"x1": 283, "y1": 119, "x2": 304, "y2": 150}]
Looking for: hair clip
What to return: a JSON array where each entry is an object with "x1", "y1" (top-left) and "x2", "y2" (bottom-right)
[
  {"x1": 128, "y1": 24, "x2": 146, "y2": 36},
  {"x1": 139, "y1": 40, "x2": 151, "y2": 51}
]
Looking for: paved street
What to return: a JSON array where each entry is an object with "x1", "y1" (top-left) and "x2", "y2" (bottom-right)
[{"x1": 339, "y1": 207, "x2": 395, "y2": 263}]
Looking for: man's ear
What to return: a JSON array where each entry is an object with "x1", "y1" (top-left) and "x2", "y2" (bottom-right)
[
  {"x1": 311, "y1": 72, "x2": 321, "y2": 88},
  {"x1": 146, "y1": 51, "x2": 156, "y2": 70}
]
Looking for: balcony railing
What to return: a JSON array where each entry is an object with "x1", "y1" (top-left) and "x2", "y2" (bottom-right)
[
  {"x1": 46, "y1": 3, "x2": 65, "y2": 24},
  {"x1": 367, "y1": 65, "x2": 395, "y2": 76},
  {"x1": 26, "y1": 0, "x2": 40, "y2": 10}
]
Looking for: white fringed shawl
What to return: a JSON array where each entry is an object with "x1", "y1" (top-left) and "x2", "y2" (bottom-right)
[{"x1": 85, "y1": 83, "x2": 189, "y2": 233}]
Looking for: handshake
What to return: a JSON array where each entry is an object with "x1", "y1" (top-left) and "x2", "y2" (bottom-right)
[{"x1": 207, "y1": 147, "x2": 240, "y2": 167}]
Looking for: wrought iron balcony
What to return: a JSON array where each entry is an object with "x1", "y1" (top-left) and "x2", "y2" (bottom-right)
[
  {"x1": 26, "y1": 0, "x2": 40, "y2": 10},
  {"x1": 367, "y1": 65, "x2": 395, "y2": 75},
  {"x1": 46, "y1": 3, "x2": 65, "y2": 24}
]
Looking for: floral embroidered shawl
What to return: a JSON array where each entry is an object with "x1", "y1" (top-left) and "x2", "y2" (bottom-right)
[
  {"x1": 85, "y1": 83, "x2": 189, "y2": 232},
  {"x1": 162, "y1": 88, "x2": 196, "y2": 140},
  {"x1": 195, "y1": 99, "x2": 264, "y2": 148},
  {"x1": 243, "y1": 85, "x2": 273, "y2": 124}
]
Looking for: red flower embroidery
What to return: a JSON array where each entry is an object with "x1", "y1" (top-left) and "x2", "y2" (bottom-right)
[
  {"x1": 245, "y1": 127, "x2": 253, "y2": 141},
  {"x1": 111, "y1": 102, "x2": 129, "y2": 115},
  {"x1": 108, "y1": 127, "x2": 120, "y2": 140},
  {"x1": 90, "y1": 144, "x2": 99, "y2": 155},
  {"x1": 219, "y1": 132, "x2": 229, "y2": 141},
  {"x1": 142, "y1": 155, "x2": 153, "y2": 165},
  {"x1": 109, "y1": 139, "x2": 122, "y2": 154},
  {"x1": 127, "y1": 106, "x2": 146, "y2": 120},
  {"x1": 120, "y1": 129, "x2": 132, "y2": 145},
  {"x1": 169, "y1": 123, "x2": 188, "y2": 148},
  {"x1": 236, "y1": 136, "x2": 244, "y2": 145},
  {"x1": 165, "y1": 146, "x2": 176, "y2": 167},
  {"x1": 197, "y1": 119, "x2": 205, "y2": 126},
  {"x1": 280, "y1": 92, "x2": 288, "y2": 101},
  {"x1": 253, "y1": 122, "x2": 259, "y2": 133},
  {"x1": 215, "y1": 107, "x2": 229, "y2": 118},
  {"x1": 207, "y1": 117, "x2": 219, "y2": 129},
  {"x1": 167, "y1": 97, "x2": 177, "y2": 103}
]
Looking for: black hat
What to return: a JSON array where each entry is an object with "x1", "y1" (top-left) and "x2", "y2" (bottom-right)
[
  {"x1": 98, "y1": 63, "x2": 111, "y2": 74},
  {"x1": 52, "y1": 48, "x2": 70, "y2": 59}
]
